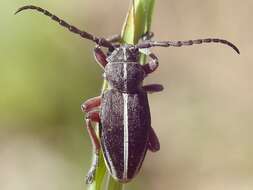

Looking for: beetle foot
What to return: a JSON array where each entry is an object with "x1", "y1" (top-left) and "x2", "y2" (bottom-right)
[{"x1": 85, "y1": 168, "x2": 96, "y2": 184}]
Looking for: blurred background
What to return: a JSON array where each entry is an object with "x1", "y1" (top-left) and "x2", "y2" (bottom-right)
[{"x1": 0, "y1": 0, "x2": 252, "y2": 190}]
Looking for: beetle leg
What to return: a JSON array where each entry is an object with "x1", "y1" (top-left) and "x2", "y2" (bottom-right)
[
  {"x1": 143, "y1": 84, "x2": 164, "y2": 93},
  {"x1": 85, "y1": 112, "x2": 101, "y2": 184},
  {"x1": 93, "y1": 35, "x2": 122, "y2": 68},
  {"x1": 106, "y1": 34, "x2": 121, "y2": 43},
  {"x1": 148, "y1": 127, "x2": 160, "y2": 152},
  {"x1": 142, "y1": 53, "x2": 159, "y2": 75},
  {"x1": 93, "y1": 34, "x2": 122, "y2": 68},
  {"x1": 86, "y1": 110, "x2": 100, "y2": 123},
  {"x1": 106, "y1": 34, "x2": 122, "y2": 50},
  {"x1": 93, "y1": 47, "x2": 108, "y2": 68},
  {"x1": 81, "y1": 96, "x2": 101, "y2": 113}
]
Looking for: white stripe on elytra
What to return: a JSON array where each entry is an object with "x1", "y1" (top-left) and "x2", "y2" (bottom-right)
[
  {"x1": 123, "y1": 47, "x2": 127, "y2": 61},
  {"x1": 123, "y1": 61, "x2": 129, "y2": 180}
]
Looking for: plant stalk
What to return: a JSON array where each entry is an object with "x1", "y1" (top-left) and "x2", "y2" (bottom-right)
[{"x1": 88, "y1": 0, "x2": 155, "y2": 190}]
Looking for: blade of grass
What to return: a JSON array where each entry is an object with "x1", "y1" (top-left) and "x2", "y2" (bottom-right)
[
  {"x1": 106, "y1": 177, "x2": 123, "y2": 190},
  {"x1": 121, "y1": 0, "x2": 155, "y2": 46},
  {"x1": 88, "y1": 1, "x2": 155, "y2": 190}
]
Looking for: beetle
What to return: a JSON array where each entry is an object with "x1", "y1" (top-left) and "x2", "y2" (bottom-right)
[{"x1": 15, "y1": 5, "x2": 240, "y2": 184}]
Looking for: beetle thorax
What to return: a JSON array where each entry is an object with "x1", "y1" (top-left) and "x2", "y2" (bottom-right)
[{"x1": 104, "y1": 61, "x2": 145, "y2": 93}]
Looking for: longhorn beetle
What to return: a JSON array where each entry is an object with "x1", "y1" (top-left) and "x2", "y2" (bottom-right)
[{"x1": 15, "y1": 4, "x2": 240, "y2": 184}]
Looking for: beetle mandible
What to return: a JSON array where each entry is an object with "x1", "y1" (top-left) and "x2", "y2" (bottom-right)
[{"x1": 15, "y1": 5, "x2": 240, "y2": 184}]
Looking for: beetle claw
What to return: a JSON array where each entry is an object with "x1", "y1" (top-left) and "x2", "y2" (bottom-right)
[{"x1": 85, "y1": 168, "x2": 96, "y2": 184}]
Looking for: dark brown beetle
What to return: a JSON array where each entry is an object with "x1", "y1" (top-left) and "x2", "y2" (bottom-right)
[{"x1": 15, "y1": 5, "x2": 239, "y2": 184}]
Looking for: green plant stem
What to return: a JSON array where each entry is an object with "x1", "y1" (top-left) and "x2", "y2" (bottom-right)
[{"x1": 88, "y1": 1, "x2": 155, "y2": 190}]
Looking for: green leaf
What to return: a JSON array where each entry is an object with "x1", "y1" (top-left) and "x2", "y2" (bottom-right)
[{"x1": 121, "y1": 0, "x2": 155, "y2": 65}]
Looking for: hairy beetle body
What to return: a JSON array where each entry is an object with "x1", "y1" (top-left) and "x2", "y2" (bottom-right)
[
  {"x1": 100, "y1": 50, "x2": 151, "y2": 182},
  {"x1": 101, "y1": 88, "x2": 150, "y2": 182},
  {"x1": 15, "y1": 4, "x2": 239, "y2": 185}
]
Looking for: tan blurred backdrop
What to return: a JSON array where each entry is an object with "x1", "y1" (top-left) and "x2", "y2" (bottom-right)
[{"x1": 0, "y1": 0, "x2": 252, "y2": 190}]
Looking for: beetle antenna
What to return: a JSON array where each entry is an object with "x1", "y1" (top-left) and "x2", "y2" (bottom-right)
[
  {"x1": 15, "y1": 5, "x2": 114, "y2": 49},
  {"x1": 136, "y1": 38, "x2": 240, "y2": 54}
]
